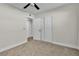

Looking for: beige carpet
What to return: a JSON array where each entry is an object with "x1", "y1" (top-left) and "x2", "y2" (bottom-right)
[{"x1": 0, "y1": 40, "x2": 79, "y2": 56}]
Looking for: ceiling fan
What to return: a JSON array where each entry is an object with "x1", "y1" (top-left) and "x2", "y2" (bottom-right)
[{"x1": 23, "y1": 3, "x2": 40, "y2": 10}]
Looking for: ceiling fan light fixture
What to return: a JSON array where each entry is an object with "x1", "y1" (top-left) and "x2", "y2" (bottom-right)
[{"x1": 24, "y1": 3, "x2": 40, "y2": 10}]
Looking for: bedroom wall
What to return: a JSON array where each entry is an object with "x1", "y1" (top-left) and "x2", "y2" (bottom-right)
[
  {"x1": 0, "y1": 4, "x2": 28, "y2": 51},
  {"x1": 35, "y1": 4, "x2": 78, "y2": 49},
  {"x1": 76, "y1": 4, "x2": 79, "y2": 49}
]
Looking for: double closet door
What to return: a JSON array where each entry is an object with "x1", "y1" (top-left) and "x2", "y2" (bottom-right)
[{"x1": 33, "y1": 16, "x2": 53, "y2": 42}]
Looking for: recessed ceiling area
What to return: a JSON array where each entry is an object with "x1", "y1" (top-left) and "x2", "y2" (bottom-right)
[{"x1": 8, "y1": 3, "x2": 67, "y2": 14}]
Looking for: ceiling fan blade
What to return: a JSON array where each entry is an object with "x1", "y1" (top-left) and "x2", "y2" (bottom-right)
[
  {"x1": 34, "y1": 3, "x2": 40, "y2": 10},
  {"x1": 24, "y1": 3, "x2": 30, "y2": 9}
]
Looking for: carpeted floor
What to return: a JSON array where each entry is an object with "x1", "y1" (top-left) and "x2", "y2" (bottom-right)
[{"x1": 0, "y1": 40, "x2": 79, "y2": 56}]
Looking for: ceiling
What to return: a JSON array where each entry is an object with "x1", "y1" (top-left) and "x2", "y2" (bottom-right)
[{"x1": 9, "y1": 3, "x2": 67, "y2": 14}]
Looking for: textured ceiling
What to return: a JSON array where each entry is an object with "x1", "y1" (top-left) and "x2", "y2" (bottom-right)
[{"x1": 9, "y1": 3, "x2": 66, "y2": 14}]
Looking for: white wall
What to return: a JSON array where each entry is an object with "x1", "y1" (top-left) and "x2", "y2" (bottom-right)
[
  {"x1": 0, "y1": 4, "x2": 28, "y2": 51},
  {"x1": 35, "y1": 4, "x2": 78, "y2": 49},
  {"x1": 76, "y1": 4, "x2": 79, "y2": 49}
]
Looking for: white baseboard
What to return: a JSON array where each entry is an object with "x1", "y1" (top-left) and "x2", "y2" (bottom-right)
[
  {"x1": 0, "y1": 41, "x2": 27, "y2": 53},
  {"x1": 34, "y1": 39, "x2": 79, "y2": 50},
  {"x1": 37, "y1": 39, "x2": 79, "y2": 50},
  {"x1": 52, "y1": 41, "x2": 79, "y2": 50}
]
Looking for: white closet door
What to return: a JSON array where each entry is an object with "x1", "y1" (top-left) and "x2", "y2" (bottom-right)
[
  {"x1": 33, "y1": 18, "x2": 42, "y2": 40},
  {"x1": 41, "y1": 17, "x2": 45, "y2": 41},
  {"x1": 33, "y1": 17, "x2": 53, "y2": 42},
  {"x1": 44, "y1": 16, "x2": 53, "y2": 42}
]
